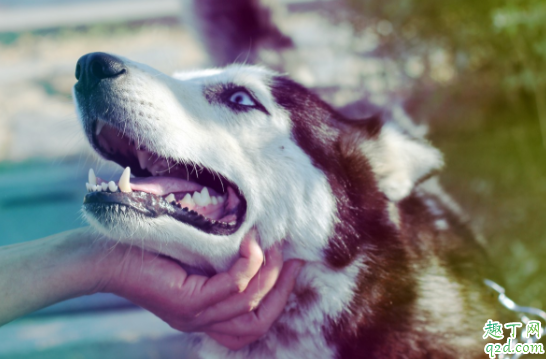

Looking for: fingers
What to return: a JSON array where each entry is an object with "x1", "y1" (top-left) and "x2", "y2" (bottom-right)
[
  {"x1": 206, "y1": 259, "x2": 304, "y2": 337},
  {"x1": 119, "y1": 229, "x2": 268, "y2": 327},
  {"x1": 106, "y1": 230, "x2": 268, "y2": 328},
  {"x1": 102, "y1": 227, "x2": 305, "y2": 350},
  {"x1": 190, "y1": 229, "x2": 265, "y2": 310},
  {"x1": 196, "y1": 240, "x2": 284, "y2": 325},
  {"x1": 227, "y1": 229, "x2": 265, "y2": 291}
]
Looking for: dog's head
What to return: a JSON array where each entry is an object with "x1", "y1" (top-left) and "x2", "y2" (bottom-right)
[{"x1": 73, "y1": 52, "x2": 442, "y2": 272}]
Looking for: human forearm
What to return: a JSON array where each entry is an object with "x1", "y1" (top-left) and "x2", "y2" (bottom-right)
[
  {"x1": 0, "y1": 227, "x2": 303, "y2": 350},
  {"x1": 0, "y1": 228, "x2": 104, "y2": 326}
]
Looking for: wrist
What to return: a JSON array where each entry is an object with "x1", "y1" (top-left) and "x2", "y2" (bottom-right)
[{"x1": 47, "y1": 227, "x2": 118, "y2": 297}]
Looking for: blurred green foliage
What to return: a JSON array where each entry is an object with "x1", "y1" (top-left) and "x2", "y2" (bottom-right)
[
  {"x1": 348, "y1": 0, "x2": 546, "y2": 133},
  {"x1": 346, "y1": 0, "x2": 546, "y2": 308}
]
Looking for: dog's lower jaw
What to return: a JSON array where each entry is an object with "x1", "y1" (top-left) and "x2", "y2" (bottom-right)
[{"x1": 83, "y1": 210, "x2": 244, "y2": 272}]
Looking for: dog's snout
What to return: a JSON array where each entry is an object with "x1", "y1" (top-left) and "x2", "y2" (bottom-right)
[{"x1": 75, "y1": 52, "x2": 126, "y2": 92}]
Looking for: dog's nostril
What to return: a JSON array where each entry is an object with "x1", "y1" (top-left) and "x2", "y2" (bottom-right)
[
  {"x1": 90, "y1": 56, "x2": 126, "y2": 80},
  {"x1": 75, "y1": 52, "x2": 127, "y2": 91},
  {"x1": 75, "y1": 63, "x2": 81, "y2": 81}
]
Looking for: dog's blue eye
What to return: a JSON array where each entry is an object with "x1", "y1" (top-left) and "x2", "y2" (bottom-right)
[{"x1": 229, "y1": 91, "x2": 255, "y2": 106}]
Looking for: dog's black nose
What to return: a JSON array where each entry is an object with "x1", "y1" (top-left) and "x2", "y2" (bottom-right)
[{"x1": 75, "y1": 52, "x2": 126, "y2": 92}]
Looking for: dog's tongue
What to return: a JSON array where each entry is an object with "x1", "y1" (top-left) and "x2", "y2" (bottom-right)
[
  {"x1": 130, "y1": 176, "x2": 204, "y2": 196},
  {"x1": 97, "y1": 176, "x2": 203, "y2": 196}
]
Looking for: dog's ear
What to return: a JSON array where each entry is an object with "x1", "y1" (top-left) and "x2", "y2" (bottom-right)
[{"x1": 342, "y1": 114, "x2": 443, "y2": 202}]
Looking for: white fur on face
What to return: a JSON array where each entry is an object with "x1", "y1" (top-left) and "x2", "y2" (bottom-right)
[{"x1": 76, "y1": 57, "x2": 335, "y2": 272}]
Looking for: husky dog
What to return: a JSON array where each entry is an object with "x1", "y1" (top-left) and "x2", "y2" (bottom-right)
[{"x1": 73, "y1": 51, "x2": 500, "y2": 358}]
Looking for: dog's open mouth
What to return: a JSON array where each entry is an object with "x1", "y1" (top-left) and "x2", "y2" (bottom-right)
[{"x1": 83, "y1": 119, "x2": 246, "y2": 235}]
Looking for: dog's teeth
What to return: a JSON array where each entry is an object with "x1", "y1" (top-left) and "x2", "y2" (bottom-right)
[
  {"x1": 180, "y1": 193, "x2": 194, "y2": 208},
  {"x1": 108, "y1": 181, "x2": 118, "y2": 192},
  {"x1": 211, "y1": 196, "x2": 218, "y2": 205},
  {"x1": 94, "y1": 185, "x2": 101, "y2": 192},
  {"x1": 86, "y1": 183, "x2": 91, "y2": 191},
  {"x1": 165, "y1": 193, "x2": 176, "y2": 203},
  {"x1": 95, "y1": 119, "x2": 107, "y2": 136},
  {"x1": 118, "y1": 167, "x2": 132, "y2": 193},
  {"x1": 88, "y1": 168, "x2": 97, "y2": 186},
  {"x1": 136, "y1": 150, "x2": 149, "y2": 170},
  {"x1": 121, "y1": 206, "x2": 126, "y2": 213},
  {"x1": 193, "y1": 191, "x2": 204, "y2": 206},
  {"x1": 101, "y1": 182, "x2": 108, "y2": 191},
  {"x1": 218, "y1": 195, "x2": 225, "y2": 203},
  {"x1": 200, "y1": 187, "x2": 211, "y2": 206}
]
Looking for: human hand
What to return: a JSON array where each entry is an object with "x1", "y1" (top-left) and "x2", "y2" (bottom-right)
[{"x1": 97, "y1": 230, "x2": 304, "y2": 350}]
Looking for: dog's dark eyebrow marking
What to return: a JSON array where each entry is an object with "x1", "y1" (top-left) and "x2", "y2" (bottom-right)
[{"x1": 203, "y1": 82, "x2": 270, "y2": 115}]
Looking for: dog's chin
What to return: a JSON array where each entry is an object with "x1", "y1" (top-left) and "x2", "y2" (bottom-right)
[{"x1": 83, "y1": 206, "x2": 243, "y2": 273}]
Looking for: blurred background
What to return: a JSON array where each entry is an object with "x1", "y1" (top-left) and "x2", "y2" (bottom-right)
[{"x1": 0, "y1": 0, "x2": 544, "y2": 358}]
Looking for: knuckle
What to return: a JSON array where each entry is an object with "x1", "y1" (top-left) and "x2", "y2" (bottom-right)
[{"x1": 233, "y1": 281, "x2": 246, "y2": 294}]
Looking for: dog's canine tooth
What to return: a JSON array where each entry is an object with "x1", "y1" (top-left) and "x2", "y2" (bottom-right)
[
  {"x1": 200, "y1": 187, "x2": 211, "y2": 206},
  {"x1": 88, "y1": 168, "x2": 97, "y2": 186},
  {"x1": 101, "y1": 182, "x2": 108, "y2": 191},
  {"x1": 108, "y1": 181, "x2": 118, "y2": 192},
  {"x1": 118, "y1": 167, "x2": 132, "y2": 193},
  {"x1": 136, "y1": 150, "x2": 149, "y2": 170},
  {"x1": 95, "y1": 119, "x2": 107, "y2": 136},
  {"x1": 165, "y1": 193, "x2": 176, "y2": 203}
]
